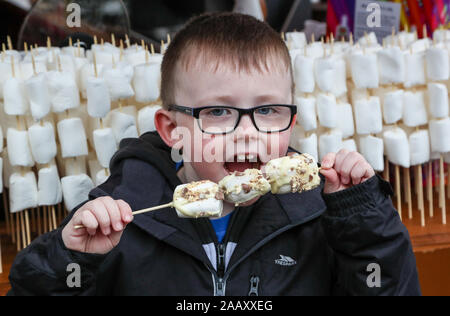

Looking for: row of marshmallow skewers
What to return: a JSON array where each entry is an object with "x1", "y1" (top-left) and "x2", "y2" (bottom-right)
[
  {"x1": 284, "y1": 27, "x2": 450, "y2": 226},
  {"x1": 0, "y1": 34, "x2": 167, "y2": 250}
]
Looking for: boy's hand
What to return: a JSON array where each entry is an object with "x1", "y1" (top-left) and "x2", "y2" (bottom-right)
[
  {"x1": 320, "y1": 149, "x2": 375, "y2": 194},
  {"x1": 62, "y1": 197, "x2": 134, "y2": 254}
]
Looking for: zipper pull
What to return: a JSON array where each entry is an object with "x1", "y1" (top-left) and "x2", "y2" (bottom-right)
[
  {"x1": 215, "y1": 277, "x2": 226, "y2": 296},
  {"x1": 248, "y1": 276, "x2": 260, "y2": 296},
  {"x1": 217, "y1": 243, "x2": 226, "y2": 276}
]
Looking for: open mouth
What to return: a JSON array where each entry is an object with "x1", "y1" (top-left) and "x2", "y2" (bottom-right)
[{"x1": 224, "y1": 154, "x2": 262, "y2": 174}]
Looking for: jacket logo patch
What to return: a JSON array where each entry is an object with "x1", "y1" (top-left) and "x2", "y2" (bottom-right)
[{"x1": 274, "y1": 255, "x2": 297, "y2": 266}]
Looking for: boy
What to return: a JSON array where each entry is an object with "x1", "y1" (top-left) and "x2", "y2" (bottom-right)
[{"x1": 8, "y1": 13, "x2": 420, "y2": 296}]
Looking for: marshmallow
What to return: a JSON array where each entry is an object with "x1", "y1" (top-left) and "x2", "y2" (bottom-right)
[
  {"x1": 427, "y1": 83, "x2": 449, "y2": 119},
  {"x1": 79, "y1": 63, "x2": 104, "y2": 98},
  {"x1": 429, "y1": 118, "x2": 450, "y2": 153},
  {"x1": 331, "y1": 58, "x2": 347, "y2": 96},
  {"x1": 137, "y1": 106, "x2": 161, "y2": 135},
  {"x1": 403, "y1": 90, "x2": 428, "y2": 127},
  {"x1": 46, "y1": 70, "x2": 80, "y2": 112},
  {"x1": 314, "y1": 57, "x2": 335, "y2": 93},
  {"x1": 61, "y1": 174, "x2": 94, "y2": 211},
  {"x1": 173, "y1": 180, "x2": 223, "y2": 218},
  {"x1": 28, "y1": 122, "x2": 57, "y2": 164},
  {"x1": 359, "y1": 135, "x2": 384, "y2": 172},
  {"x1": 264, "y1": 153, "x2": 321, "y2": 194},
  {"x1": 219, "y1": 169, "x2": 270, "y2": 205},
  {"x1": 409, "y1": 38, "x2": 432, "y2": 53},
  {"x1": 409, "y1": 130, "x2": 430, "y2": 166},
  {"x1": 319, "y1": 130, "x2": 343, "y2": 161},
  {"x1": 9, "y1": 171, "x2": 38, "y2": 213},
  {"x1": 306, "y1": 42, "x2": 324, "y2": 59},
  {"x1": 7, "y1": 128, "x2": 34, "y2": 167},
  {"x1": 295, "y1": 96, "x2": 317, "y2": 132},
  {"x1": 382, "y1": 89, "x2": 403, "y2": 124},
  {"x1": 95, "y1": 169, "x2": 109, "y2": 186},
  {"x1": 377, "y1": 47, "x2": 405, "y2": 84},
  {"x1": 404, "y1": 52, "x2": 426, "y2": 88},
  {"x1": 350, "y1": 52, "x2": 379, "y2": 88},
  {"x1": 426, "y1": 47, "x2": 449, "y2": 81},
  {"x1": 354, "y1": 96, "x2": 383, "y2": 135},
  {"x1": 293, "y1": 54, "x2": 315, "y2": 93},
  {"x1": 3, "y1": 77, "x2": 28, "y2": 115},
  {"x1": 297, "y1": 133, "x2": 318, "y2": 162},
  {"x1": 341, "y1": 139, "x2": 356, "y2": 152},
  {"x1": 19, "y1": 61, "x2": 47, "y2": 80},
  {"x1": 57, "y1": 118, "x2": 88, "y2": 158},
  {"x1": 38, "y1": 164, "x2": 63, "y2": 205},
  {"x1": 124, "y1": 49, "x2": 147, "y2": 67},
  {"x1": 316, "y1": 93, "x2": 338, "y2": 128},
  {"x1": 286, "y1": 32, "x2": 307, "y2": 49},
  {"x1": 383, "y1": 127, "x2": 410, "y2": 167},
  {"x1": 110, "y1": 110, "x2": 138, "y2": 144},
  {"x1": 0, "y1": 59, "x2": 17, "y2": 100},
  {"x1": 133, "y1": 62, "x2": 160, "y2": 102},
  {"x1": 86, "y1": 76, "x2": 111, "y2": 118},
  {"x1": 102, "y1": 66, "x2": 134, "y2": 101},
  {"x1": 24, "y1": 73, "x2": 51, "y2": 120},
  {"x1": 93, "y1": 128, "x2": 117, "y2": 168},
  {"x1": 433, "y1": 29, "x2": 450, "y2": 42},
  {"x1": 336, "y1": 102, "x2": 355, "y2": 138}
]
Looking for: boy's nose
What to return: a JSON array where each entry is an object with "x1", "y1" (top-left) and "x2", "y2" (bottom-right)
[{"x1": 234, "y1": 114, "x2": 258, "y2": 141}]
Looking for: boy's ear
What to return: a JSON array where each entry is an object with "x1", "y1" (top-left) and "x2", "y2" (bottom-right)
[{"x1": 155, "y1": 109, "x2": 180, "y2": 148}]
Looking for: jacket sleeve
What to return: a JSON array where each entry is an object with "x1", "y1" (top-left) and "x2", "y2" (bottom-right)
[
  {"x1": 8, "y1": 223, "x2": 108, "y2": 296},
  {"x1": 321, "y1": 174, "x2": 421, "y2": 296}
]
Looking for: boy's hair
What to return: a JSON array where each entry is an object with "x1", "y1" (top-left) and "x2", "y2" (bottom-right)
[{"x1": 160, "y1": 12, "x2": 294, "y2": 109}]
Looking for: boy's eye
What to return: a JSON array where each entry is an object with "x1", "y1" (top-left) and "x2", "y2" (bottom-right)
[
  {"x1": 256, "y1": 107, "x2": 276, "y2": 115},
  {"x1": 205, "y1": 108, "x2": 231, "y2": 116}
]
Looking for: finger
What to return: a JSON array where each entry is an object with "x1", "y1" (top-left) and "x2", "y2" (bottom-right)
[
  {"x1": 334, "y1": 149, "x2": 350, "y2": 173},
  {"x1": 320, "y1": 167, "x2": 341, "y2": 194},
  {"x1": 116, "y1": 199, "x2": 133, "y2": 224},
  {"x1": 90, "y1": 199, "x2": 112, "y2": 235},
  {"x1": 81, "y1": 210, "x2": 99, "y2": 236},
  {"x1": 337, "y1": 152, "x2": 361, "y2": 185},
  {"x1": 350, "y1": 161, "x2": 369, "y2": 185},
  {"x1": 101, "y1": 196, "x2": 123, "y2": 232},
  {"x1": 321, "y1": 152, "x2": 336, "y2": 169}
]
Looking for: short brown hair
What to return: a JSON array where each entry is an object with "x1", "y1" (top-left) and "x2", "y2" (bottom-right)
[{"x1": 160, "y1": 12, "x2": 294, "y2": 108}]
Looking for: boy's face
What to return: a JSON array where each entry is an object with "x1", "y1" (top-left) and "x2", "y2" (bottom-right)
[{"x1": 170, "y1": 60, "x2": 293, "y2": 185}]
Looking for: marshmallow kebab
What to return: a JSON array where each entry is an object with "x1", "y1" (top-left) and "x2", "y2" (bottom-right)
[{"x1": 74, "y1": 154, "x2": 321, "y2": 228}]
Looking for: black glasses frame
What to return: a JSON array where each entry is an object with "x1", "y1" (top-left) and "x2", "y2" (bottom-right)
[{"x1": 168, "y1": 104, "x2": 297, "y2": 135}]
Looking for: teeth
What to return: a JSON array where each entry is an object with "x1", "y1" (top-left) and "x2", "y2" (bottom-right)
[
  {"x1": 237, "y1": 155, "x2": 246, "y2": 162},
  {"x1": 247, "y1": 154, "x2": 257, "y2": 162}
]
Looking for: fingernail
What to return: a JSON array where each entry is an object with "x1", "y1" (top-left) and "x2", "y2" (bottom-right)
[
  {"x1": 322, "y1": 160, "x2": 330, "y2": 168},
  {"x1": 115, "y1": 223, "x2": 123, "y2": 231},
  {"x1": 104, "y1": 227, "x2": 111, "y2": 235}
]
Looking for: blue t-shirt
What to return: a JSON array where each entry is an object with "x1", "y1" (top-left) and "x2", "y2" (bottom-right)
[
  {"x1": 175, "y1": 160, "x2": 232, "y2": 243},
  {"x1": 210, "y1": 212, "x2": 233, "y2": 243}
]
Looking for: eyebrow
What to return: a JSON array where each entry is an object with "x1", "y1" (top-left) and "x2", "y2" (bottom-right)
[{"x1": 197, "y1": 94, "x2": 287, "y2": 106}]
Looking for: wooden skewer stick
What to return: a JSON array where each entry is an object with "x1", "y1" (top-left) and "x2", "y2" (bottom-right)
[
  {"x1": 16, "y1": 213, "x2": 21, "y2": 251},
  {"x1": 2, "y1": 190, "x2": 11, "y2": 236},
  {"x1": 69, "y1": 37, "x2": 73, "y2": 47},
  {"x1": 74, "y1": 202, "x2": 174, "y2": 229},
  {"x1": 52, "y1": 205, "x2": 57, "y2": 230},
  {"x1": 77, "y1": 39, "x2": 81, "y2": 57},
  {"x1": 428, "y1": 161, "x2": 434, "y2": 218},
  {"x1": 395, "y1": 165, "x2": 402, "y2": 220},
  {"x1": 418, "y1": 165, "x2": 425, "y2": 226},
  {"x1": 20, "y1": 211, "x2": 26, "y2": 249},
  {"x1": 24, "y1": 209, "x2": 31, "y2": 246},
  {"x1": 94, "y1": 35, "x2": 98, "y2": 45},
  {"x1": 405, "y1": 167, "x2": 412, "y2": 219},
  {"x1": 93, "y1": 52, "x2": 98, "y2": 78},
  {"x1": 7, "y1": 35, "x2": 12, "y2": 50},
  {"x1": 111, "y1": 33, "x2": 116, "y2": 47},
  {"x1": 125, "y1": 34, "x2": 130, "y2": 48},
  {"x1": 150, "y1": 43, "x2": 155, "y2": 56},
  {"x1": 440, "y1": 156, "x2": 446, "y2": 224}
]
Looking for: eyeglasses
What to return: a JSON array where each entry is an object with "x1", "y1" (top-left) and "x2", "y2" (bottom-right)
[{"x1": 168, "y1": 104, "x2": 297, "y2": 135}]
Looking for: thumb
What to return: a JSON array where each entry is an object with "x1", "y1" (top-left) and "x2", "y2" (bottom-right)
[{"x1": 320, "y1": 168, "x2": 342, "y2": 194}]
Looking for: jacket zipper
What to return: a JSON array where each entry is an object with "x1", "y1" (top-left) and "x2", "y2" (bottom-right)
[
  {"x1": 214, "y1": 243, "x2": 226, "y2": 296},
  {"x1": 248, "y1": 276, "x2": 260, "y2": 296}
]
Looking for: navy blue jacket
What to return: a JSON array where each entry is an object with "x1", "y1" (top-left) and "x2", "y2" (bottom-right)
[{"x1": 8, "y1": 132, "x2": 421, "y2": 296}]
